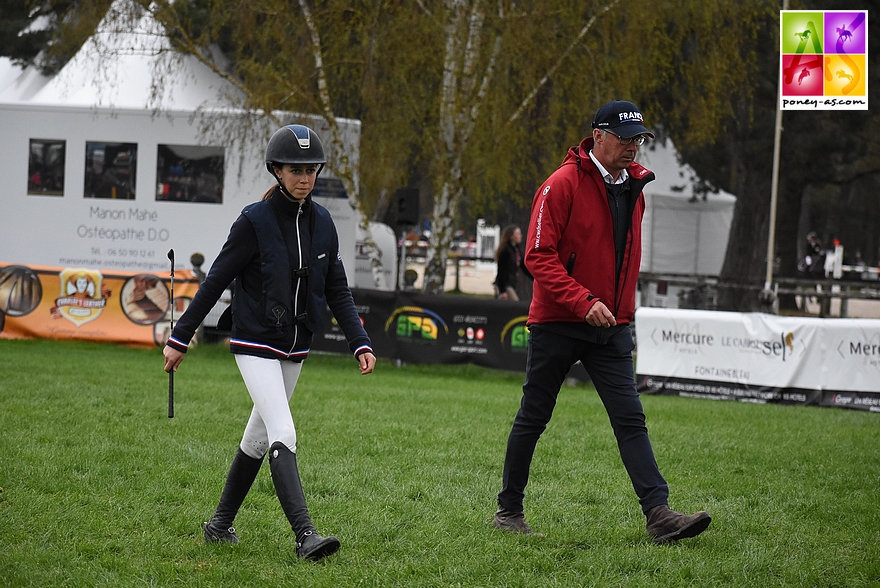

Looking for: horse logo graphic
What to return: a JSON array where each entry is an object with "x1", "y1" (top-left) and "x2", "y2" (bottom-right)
[
  {"x1": 794, "y1": 30, "x2": 811, "y2": 42},
  {"x1": 836, "y1": 69, "x2": 854, "y2": 83},
  {"x1": 836, "y1": 26, "x2": 852, "y2": 43},
  {"x1": 797, "y1": 67, "x2": 810, "y2": 85}
]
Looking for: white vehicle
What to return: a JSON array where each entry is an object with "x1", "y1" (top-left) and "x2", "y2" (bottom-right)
[{"x1": 0, "y1": 103, "x2": 372, "y2": 278}]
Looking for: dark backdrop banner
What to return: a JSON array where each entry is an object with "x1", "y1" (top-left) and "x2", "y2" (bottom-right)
[{"x1": 313, "y1": 288, "x2": 532, "y2": 373}]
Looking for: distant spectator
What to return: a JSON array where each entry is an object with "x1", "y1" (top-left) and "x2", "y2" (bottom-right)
[
  {"x1": 853, "y1": 251, "x2": 870, "y2": 281},
  {"x1": 798, "y1": 231, "x2": 826, "y2": 277},
  {"x1": 494, "y1": 225, "x2": 523, "y2": 301}
]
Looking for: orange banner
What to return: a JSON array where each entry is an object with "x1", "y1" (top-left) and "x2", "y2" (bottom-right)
[{"x1": 0, "y1": 262, "x2": 201, "y2": 348}]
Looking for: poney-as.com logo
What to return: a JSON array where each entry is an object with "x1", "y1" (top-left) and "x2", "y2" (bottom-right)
[
  {"x1": 780, "y1": 10, "x2": 868, "y2": 110},
  {"x1": 385, "y1": 306, "x2": 448, "y2": 344}
]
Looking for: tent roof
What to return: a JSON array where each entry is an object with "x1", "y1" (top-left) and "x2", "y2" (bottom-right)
[
  {"x1": 0, "y1": 0, "x2": 242, "y2": 111},
  {"x1": 0, "y1": 58, "x2": 25, "y2": 95},
  {"x1": 636, "y1": 139, "x2": 736, "y2": 207}
]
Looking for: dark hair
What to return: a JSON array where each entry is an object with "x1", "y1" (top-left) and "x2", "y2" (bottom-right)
[{"x1": 495, "y1": 225, "x2": 519, "y2": 261}]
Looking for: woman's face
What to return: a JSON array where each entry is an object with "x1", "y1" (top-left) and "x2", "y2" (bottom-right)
[
  {"x1": 512, "y1": 227, "x2": 522, "y2": 245},
  {"x1": 275, "y1": 164, "x2": 318, "y2": 201}
]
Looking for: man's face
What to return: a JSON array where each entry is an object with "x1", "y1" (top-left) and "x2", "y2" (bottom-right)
[{"x1": 592, "y1": 129, "x2": 641, "y2": 177}]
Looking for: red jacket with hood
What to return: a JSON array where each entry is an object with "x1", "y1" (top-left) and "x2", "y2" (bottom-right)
[{"x1": 524, "y1": 136, "x2": 655, "y2": 326}]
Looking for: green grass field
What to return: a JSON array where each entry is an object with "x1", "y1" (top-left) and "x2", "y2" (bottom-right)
[{"x1": 1, "y1": 338, "x2": 878, "y2": 587}]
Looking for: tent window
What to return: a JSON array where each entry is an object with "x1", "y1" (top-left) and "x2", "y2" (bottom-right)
[
  {"x1": 28, "y1": 139, "x2": 66, "y2": 196},
  {"x1": 156, "y1": 144, "x2": 224, "y2": 204},
  {"x1": 84, "y1": 142, "x2": 137, "y2": 200}
]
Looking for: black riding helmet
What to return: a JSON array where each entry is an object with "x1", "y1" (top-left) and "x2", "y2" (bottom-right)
[{"x1": 266, "y1": 124, "x2": 326, "y2": 198}]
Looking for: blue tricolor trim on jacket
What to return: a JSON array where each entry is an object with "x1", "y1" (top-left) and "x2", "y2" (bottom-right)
[{"x1": 229, "y1": 338, "x2": 311, "y2": 360}]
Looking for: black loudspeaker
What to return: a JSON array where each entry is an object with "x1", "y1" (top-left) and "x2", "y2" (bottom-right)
[{"x1": 396, "y1": 188, "x2": 420, "y2": 226}]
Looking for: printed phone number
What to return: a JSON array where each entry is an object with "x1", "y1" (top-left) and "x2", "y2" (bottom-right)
[{"x1": 106, "y1": 248, "x2": 157, "y2": 259}]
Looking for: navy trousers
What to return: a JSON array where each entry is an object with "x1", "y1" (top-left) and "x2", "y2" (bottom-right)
[{"x1": 497, "y1": 326, "x2": 669, "y2": 514}]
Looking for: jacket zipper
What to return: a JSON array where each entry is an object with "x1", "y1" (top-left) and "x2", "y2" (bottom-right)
[
  {"x1": 612, "y1": 191, "x2": 622, "y2": 314},
  {"x1": 614, "y1": 201, "x2": 637, "y2": 317},
  {"x1": 289, "y1": 202, "x2": 304, "y2": 355}
]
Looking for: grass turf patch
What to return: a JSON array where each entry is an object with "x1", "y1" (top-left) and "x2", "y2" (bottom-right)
[{"x1": 0, "y1": 338, "x2": 878, "y2": 587}]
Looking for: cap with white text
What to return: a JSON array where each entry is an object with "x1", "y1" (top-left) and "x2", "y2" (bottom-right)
[{"x1": 591, "y1": 100, "x2": 655, "y2": 139}]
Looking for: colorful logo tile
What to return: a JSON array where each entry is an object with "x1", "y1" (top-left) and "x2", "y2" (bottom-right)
[
  {"x1": 825, "y1": 54, "x2": 866, "y2": 97},
  {"x1": 781, "y1": 54, "x2": 823, "y2": 95},
  {"x1": 781, "y1": 12, "x2": 824, "y2": 54},
  {"x1": 823, "y1": 12, "x2": 866, "y2": 54}
]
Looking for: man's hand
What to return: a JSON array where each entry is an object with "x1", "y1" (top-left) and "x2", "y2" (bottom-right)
[
  {"x1": 358, "y1": 352, "x2": 377, "y2": 375},
  {"x1": 585, "y1": 301, "x2": 617, "y2": 328}
]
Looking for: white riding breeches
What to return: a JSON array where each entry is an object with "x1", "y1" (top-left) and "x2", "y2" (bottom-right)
[{"x1": 234, "y1": 354, "x2": 303, "y2": 459}]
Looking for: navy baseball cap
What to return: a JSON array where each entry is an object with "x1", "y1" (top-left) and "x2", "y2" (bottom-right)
[{"x1": 591, "y1": 100, "x2": 655, "y2": 139}]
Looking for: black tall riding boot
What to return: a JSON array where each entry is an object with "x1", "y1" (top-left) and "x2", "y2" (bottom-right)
[
  {"x1": 268, "y1": 441, "x2": 340, "y2": 561},
  {"x1": 204, "y1": 448, "x2": 264, "y2": 543}
]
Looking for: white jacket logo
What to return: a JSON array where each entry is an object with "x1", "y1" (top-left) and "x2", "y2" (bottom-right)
[{"x1": 534, "y1": 199, "x2": 545, "y2": 249}]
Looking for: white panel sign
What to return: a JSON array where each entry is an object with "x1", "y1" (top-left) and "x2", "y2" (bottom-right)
[{"x1": 635, "y1": 307, "x2": 880, "y2": 411}]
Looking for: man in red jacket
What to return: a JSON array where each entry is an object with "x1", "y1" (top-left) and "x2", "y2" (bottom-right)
[{"x1": 493, "y1": 100, "x2": 711, "y2": 544}]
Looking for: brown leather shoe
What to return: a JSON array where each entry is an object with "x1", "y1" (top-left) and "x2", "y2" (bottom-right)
[
  {"x1": 646, "y1": 505, "x2": 711, "y2": 544},
  {"x1": 493, "y1": 508, "x2": 534, "y2": 534}
]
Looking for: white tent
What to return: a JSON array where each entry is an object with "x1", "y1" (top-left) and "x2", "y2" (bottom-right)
[{"x1": 636, "y1": 140, "x2": 736, "y2": 276}]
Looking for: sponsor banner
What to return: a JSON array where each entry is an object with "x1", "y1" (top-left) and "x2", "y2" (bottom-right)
[
  {"x1": 635, "y1": 307, "x2": 880, "y2": 411},
  {"x1": 779, "y1": 10, "x2": 869, "y2": 110},
  {"x1": 313, "y1": 289, "x2": 531, "y2": 373},
  {"x1": 0, "y1": 268, "x2": 534, "y2": 375},
  {"x1": 0, "y1": 262, "x2": 200, "y2": 347}
]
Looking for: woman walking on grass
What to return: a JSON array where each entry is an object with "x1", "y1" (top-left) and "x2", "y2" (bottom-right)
[{"x1": 163, "y1": 124, "x2": 376, "y2": 562}]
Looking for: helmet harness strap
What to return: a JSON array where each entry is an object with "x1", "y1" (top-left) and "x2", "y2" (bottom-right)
[{"x1": 270, "y1": 166, "x2": 298, "y2": 202}]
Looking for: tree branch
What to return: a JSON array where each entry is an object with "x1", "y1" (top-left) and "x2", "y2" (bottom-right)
[{"x1": 503, "y1": 0, "x2": 620, "y2": 131}]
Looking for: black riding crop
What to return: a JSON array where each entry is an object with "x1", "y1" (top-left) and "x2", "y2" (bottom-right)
[{"x1": 167, "y1": 249, "x2": 175, "y2": 418}]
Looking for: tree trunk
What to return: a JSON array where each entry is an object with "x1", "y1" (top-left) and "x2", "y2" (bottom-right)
[
  {"x1": 423, "y1": 0, "x2": 497, "y2": 294},
  {"x1": 717, "y1": 136, "x2": 773, "y2": 312},
  {"x1": 423, "y1": 179, "x2": 459, "y2": 294},
  {"x1": 298, "y1": 0, "x2": 386, "y2": 289}
]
